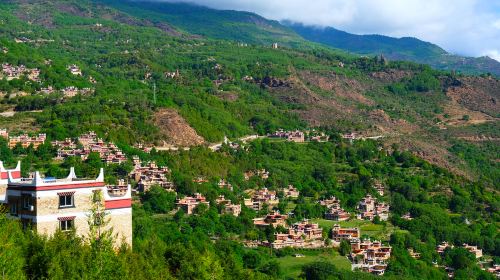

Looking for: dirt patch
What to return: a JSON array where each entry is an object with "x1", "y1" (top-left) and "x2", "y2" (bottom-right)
[
  {"x1": 446, "y1": 76, "x2": 500, "y2": 117},
  {"x1": 370, "y1": 70, "x2": 413, "y2": 83},
  {"x1": 153, "y1": 108, "x2": 204, "y2": 147},
  {"x1": 214, "y1": 91, "x2": 239, "y2": 102},
  {"x1": 298, "y1": 71, "x2": 374, "y2": 106}
]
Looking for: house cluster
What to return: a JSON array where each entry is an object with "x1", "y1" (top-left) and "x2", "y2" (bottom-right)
[
  {"x1": 129, "y1": 156, "x2": 174, "y2": 192},
  {"x1": 0, "y1": 162, "x2": 132, "y2": 247},
  {"x1": 268, "y1": 129, "x2": 305, "y2": 143},
  {"x1": 8, "y1": 132, "x2": 46, "y2": 149},
  {"x1": 215, "y1": 195, "x2": 241, "y2": 216},
  {"x1": 322, "y1": 197, "x2": 351, "y2": 221},
  {"x1": 244, "y1": 188, "x2": 279, "y2": 211},
  {"x1": 265, "y1": 219, "x2": 324, "y2": 249},
  {"x1": 67, "y1": 64, "x2": 82, "y2": 76},
  {"x1": 331, "y1": 224, "x2": 392, "y2": 275},
  {"x1": 52, "y1": 131, "x2": 127, "y2": 164},
  {"x1": 436, "y1": 241, "x2": 483, "y2": 259},
  {"x1": 176, "y1": 193, "x2": 209, "y2": 215},
  {"x1": 244, "y1": 169, "x2": 269, "y2": 180},
  {"x1": 356, "y1": 195, "x2": 389, "y2": 221},
  {"x1": 61, "y1": 86, "x2": 93, "y2": 98},
  {"x1": 1, "y1": 63, "x2": 40, "y2": 82},
  {"x1": 165, "y1": 69, "x2": 180, "y2": 79}
]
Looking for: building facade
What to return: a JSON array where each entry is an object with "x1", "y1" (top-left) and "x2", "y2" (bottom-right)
[{"x1": 2, "y1": 166, "x2": 132, "y2": 247}]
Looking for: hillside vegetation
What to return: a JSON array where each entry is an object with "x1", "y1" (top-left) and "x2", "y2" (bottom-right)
[{"x1": 0, "y1": 1, "x2": 498, "y2": 279}]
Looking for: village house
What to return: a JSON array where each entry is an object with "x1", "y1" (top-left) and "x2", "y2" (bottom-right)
[
  {"x1": 8, "y1": 133, "x2": 46, "y2": 149},
  {"x1": 401, "y1": 212, "x2": 413, "y2": 220},
  {"x1": 193, "y1": 176, "x2": 209, "y2": 184},
  {"x1": 281, "y1": 185, "x2": 300, "y2": 199},
  {"x1": 331, "y1": 224, "x2": 360, "y2": 242},
  {"x1": 218, "y1": 179, "x2": 233, "y2": 191},
  {"x1": 268, "y1": 129, "x2": 305, "y2": 143},
  {"x1": 356, "y1": 195, "x2": 389, "y2": 221},
  {"x1": 436, "y1": 241, "x2": 454, "y2": 254},
  {"x1": 38, "y1": 86, "x2": 55, "y2": 95},
  {"x1": 271, "y1": 43, "x2": 278, "y2": 49},
  {"x1": 463, "y1": 243, "x2": 483, "y2": 258},
  {"x1": 253, "y1": 211, "x2": 288, "y2": 228},
  {"x1": 319, "y1": 196, "x2": 341, "y2": 208},
  {"x1": 165, "y1": 69, "x2": 180, "y2": 79},
  {"x1": 289, "y1": 219, "x2": 323, "y2": 240},
  {"x1": 310, "y1": 132, "x2": 329, "y2": 142},
  {"x1": 216, "y1": 196, "x2": 241, "y2": 217},
  {"x1": 67, "y1": 64, "x2": 82, "y2": 76},
  {"x1": 244, "y1": 188, "x2": 279, "y2": 211},
  {"x1": 0, "y1": 128, "x2": 8, "y2": 139},
  {"x1": 176, "y1": 193, "x2": 209, "y2": 215},
  {"x1": 342, "y1": 132, "x2": 357, "y2": 141},
  {"x1": 325, "y1": 205, "x2": 351, "y2": 221},
  {"x1": 223, "y1": 203, "x2": 242, "y2": 217},
  {"x1": 1, "y1": 166, "x2": 132, "y2": 247},
  {"x1": 408, "y1": 248, "x2": 421, "y2": 259},
  {"x1": 373, "y1": 182, "x2": 385, "y2": 196},
  {"x1": 486, "y1": 265, "x2": 500, "y2": 278},
  {"x1": 350, "y1": 239, "x2": 392, "y2": 276}
]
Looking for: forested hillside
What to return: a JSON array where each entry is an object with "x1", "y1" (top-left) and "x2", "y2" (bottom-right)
[{"x1": 0, "y1": 0, "x2": 498, "y2": 279}]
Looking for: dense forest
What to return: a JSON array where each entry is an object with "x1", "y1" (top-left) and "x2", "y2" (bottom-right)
[{"x1": 0, "y1": 0, "x2": 498, "y2": 279}]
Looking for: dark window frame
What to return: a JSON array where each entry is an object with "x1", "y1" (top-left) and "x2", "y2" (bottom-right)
[{"x1": 59, "y1": 194, "x2": 74, "y2": 208}]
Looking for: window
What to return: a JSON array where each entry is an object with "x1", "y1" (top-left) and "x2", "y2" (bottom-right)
[
  {"x1": 22, "y1": 195, "x2": 33, "y2": 209},
  {"x1": 59, "y1": 194, "x2": 74, "y2": 208},
  {"x1": 10, "y1": 203, "x2": 17, "y2": 216},
  {"x1": 60, "y1": 219, "x2": 74, "y2": 231}
]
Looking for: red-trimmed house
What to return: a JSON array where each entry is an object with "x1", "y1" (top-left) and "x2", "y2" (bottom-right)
[{"x1": 3, "y1": 166, "x2": 132, "y2": 247}]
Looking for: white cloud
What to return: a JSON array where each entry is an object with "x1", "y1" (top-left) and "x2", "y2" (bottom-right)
[
  {"x1": 485, "y1": 50, "x2": 500, "y2": 62},
  {"x1": 158, "y1": 0, "x2": 500, "y2": 61}
]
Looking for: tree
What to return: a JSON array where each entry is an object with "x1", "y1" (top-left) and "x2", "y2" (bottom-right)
[
  {"x1": 0, "y1": 208, "x2": 26, "y2": 279},
  {"x1": 301, "y1": 261, "x2": 339, "y2": 280},
  {"x1": 339, "y1": 240, "x2": 351, "y2": 256}
]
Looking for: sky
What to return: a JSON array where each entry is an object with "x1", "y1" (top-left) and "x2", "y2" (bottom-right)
[{"x1": 158, "y1": 0, "x2": 500, "y2": 61}]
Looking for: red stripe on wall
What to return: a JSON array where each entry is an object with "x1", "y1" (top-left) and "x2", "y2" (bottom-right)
[{"x1": 105, "y1": 199, "x2": 132, "y2": 209}]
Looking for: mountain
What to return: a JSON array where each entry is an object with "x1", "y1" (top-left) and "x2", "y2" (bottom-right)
[
  {"x1": 99, "y1": 0, "x2": 500, "y2": 76},
  {"x1": 287, "y1": 23, "x2": 500, "y2": 76},
  {"x1": 98, "y1": 0, "x2": 306, "y2": 46}
]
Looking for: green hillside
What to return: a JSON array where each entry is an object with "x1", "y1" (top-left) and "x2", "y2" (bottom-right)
[
  {"x1": 0, "y1": 1, "x2": 498, "y2": 279},
  {"x1": 99, "y1": 0, "x2": 306, "y2": 47}
]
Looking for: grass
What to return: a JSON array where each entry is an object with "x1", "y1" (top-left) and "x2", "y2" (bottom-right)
[{"x1": 277, "y1": 249, "x2": 351, "y2": 279}]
